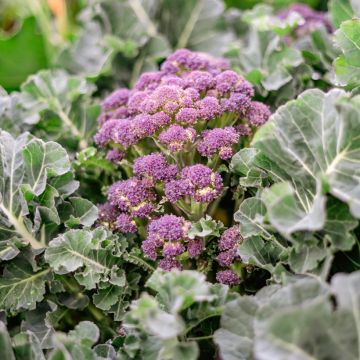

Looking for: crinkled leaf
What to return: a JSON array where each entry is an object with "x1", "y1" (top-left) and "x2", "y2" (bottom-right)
[
  {"x1": 188, "y1": 216, "x2": 224, "y2": 239},
  {"x1": 22, "y1": 139, "x2": 70, "y2": 196},
  {"x1": 0, "y1": 254, "x2": 51, "y2": 312},
  {"x1": 45, "y1": 229, "x2": 120, "y2": 289},
  {"x1": 146, "y1": 270, "x2": 213, "y2": 313},
  {"x1": 64, "y1": 197, "x2": 98, "y2": 228},
  {"x1": 239, "y1": 236, "x2": 285, "y2": 272},
  {"x1": 334, "y1": 19, "x2": 360, "y2": 89},
  {"x1": 234, "y1": 198, "x2": 270, "y2": 239},
  {"x1": 251, "y1": 89, "x2": 360, "y2": 232}
]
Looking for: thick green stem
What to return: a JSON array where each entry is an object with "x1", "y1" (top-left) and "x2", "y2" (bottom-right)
[{"x1": 0, "y1": 203, "x2": 44, "y2": 249}]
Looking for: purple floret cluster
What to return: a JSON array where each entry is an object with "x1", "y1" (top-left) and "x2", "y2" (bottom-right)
[
  {"x1": 278, "y1": 4, "x2": 332, "y2": 39},
  {"x1": 141, "y1": 215, "x2": 203, "y2": 269},
  {"x1": 95, "y1": 49, "x2": 270, "y2": 285},
  {"x1": 216, "y1": 226, "x2": 243, "y2": 285}
]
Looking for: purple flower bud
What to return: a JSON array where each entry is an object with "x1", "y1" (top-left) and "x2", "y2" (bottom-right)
[
  {"x1": 196, "y1": 96, "x2": 222, "y2": 121},
  {"x1": 108, "y1": 177, "x2": 156, "y2": 217},
  {"x1": 246, "y1": 101, "x2": 271, "y2": 127},
  {"x1": 142, "y1": 238, "x2": 159, "y2": 260},
  {"x1": 219, "y1": 225, "x2": 243, "y2": 251},
  {"x1": 235, "y1": 80, "x2": 254, "y2": 97},
  {"x1": 164, "y1": 179, "x2": 194, "y2": 203},
  {"x1": 235, "y1": 124, "x2": 252, "y2": 136},
  {"x1": 113, "y1": 107, "x2": 130, "y2": 119},
  {"x1": 187, "y1": 238, "x2": 204, "y2": 258},
  {"x1": 175, "y1": 108, "x2": 199, "y2": 125},
  {"x1": 102, "y1": 89, "x2": 131, "y2": 111},
  {"x1": 106, "y1": 149, "x2": 125, "y2": 163},
  {"x1": 161, "y1": 49, "x2": 229, "y2": 75},
  {"x1": 181, "y1": 164, "x2": 223, "y2": 203},
  {"x1": 221, "y1": 93, "x2": 251, "y2": 114},
  {"x1": 216, "y1": 270, "x2": 240, "y2": 285},
  {"x1": 127, "y1": 91, "x2": 149, "y2": 114},
  {"x1": 216, "y1": 248, "x2": 238, "y2": 267},
  {"x1": 133, "y1": 152, "x2": 177, "y2": 182},
  {"x1": 94, "y1": 119, "x2": 118, "y2": 147},
  {"x1": 159, "y1": 125, "x2": 196, "y2": 152},
  {"x1": 158, "y1": 258, "x2": 183, "y2": 271},
  {"x1": 151, "y1": 111, "x2": 172, "y2": 127},
  {"x1": 161, "y1": 75, "x2": 186, "y2": 88},
  {"x1": 162, "y1": 242, "x2": 186, "y2": 257},
  {"x1": 215, "y1": 71, "x2": 240, "y2": 94},
  {"x1": 197, "y1": 127, "x2": 239, "y2": 160},
  {"x1": 116, "y1": 213, "x2": 137, "y2": 233},
  {"x1": 278, "y1": 4, "x2": 332, "y2": 35},
  {"x1": 184, "y1": 71, "x2": 215, "y2": 92},
  {"x1": 97, "y1": 202, "x2": 120, "y2": 224},
  {"x1": 147, "y1": 215, "x2": 191, "y2": 242},
  {"x1": 134, "y1": 71, "x2": 162, "y2": 91}
]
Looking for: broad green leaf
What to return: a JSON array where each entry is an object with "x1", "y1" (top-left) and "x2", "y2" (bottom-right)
[
  {"x1": 68, "y1": 321, "x2": 100, "y2": 346},
  {"x1": 0, "y1": 131, "x2": 86, "y2": 249},
  {"x1": 234, "y1": 198, "x2": 271, "y2": 239},
  {"x1": 0, "y1": 17, "x2": 48, "y2": 91},
  {"x1": 22, "y1": 139, "x2": 70, "y2": 196},
  {"x1": 57, "y1": 0, "x2": 233, "y2": 82},
  {"x1": 0, "y1": 321, "x2": 16, "y2": 360},
  {"x1": 21, "y1": 301, "x2": 56, "y2": 349},
  {"x1": 214, "y1": 297, "x2": 258, "y2": 360},
  {"x1": 126, "y1": 295, "x2": 185, "y2": 339},
  {"x1": 64, "y1": 197, "x2": 98, "y2": 228},
  {"x1": 216, "y1": 272, "x2": 360, "y2": 360},
  {"x1": 12, "y1": 331, "x2": 45, "y2": 360},
  {"x1": 48, "y1": 321, "x2": 100, "y2": 360},
  {"x1": 45, "y1": 229, "x2": 120, "y2": 290},
  {"x1": 333, "y1": 19, "x2": 360, "y2": 89},
  {"x1": 93, "y1": 285, "x2": 123, "y2": 311},
  {"x1": 20, "y1": 70, "x2": 96, "y2": 149},
  {"x1": 239, "y1": 236, "x2": 285, "y2": 272},
  {"x1": 329, "y1": 0, "x2": 360, "y2": 28},
  {"x1": 0, "y1": 254, "x2": 51, "y2": 312},
  {"x1": 215, "y1": 277, "x2": 331, "y2": 360},
  {"x1": 262, "y1": 182, "x2": 326, "y2": 235},
  {"x1": 146, "y1": 270, "x2": 214, "y2": 313},
  {"x1": 251, "y1": 89, "x2": 360, "y2": 233},
  {"x1": 0, "y1": 241, "x2": 20, "y2": 261}
]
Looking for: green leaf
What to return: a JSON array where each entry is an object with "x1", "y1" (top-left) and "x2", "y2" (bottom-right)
[
  {"x1": 252, "y1": 89, "x2": 360, "y2": 232},
  {"x1": 0, "y1": 131, "x2": 87, "y2": 249},
  {"x1": 93, "y1": 285, "x2": 123, "y2": 311},
  {"x1": 68, "y1": 321, "x2": 100, "y2": 347},
  {"x1": 22, "y1": 139, "x2": 70, "y2": 196},
  {"x1": 0, "y1": 254, "x2": 51, "y2": 312},
  {"x1": 45, "y1": 229, "x2": 120, "y2": 290},
  {"x1": 239, "y1": 236, "x2": 285, "y2": 272},
  {"x1": 234, "y1": 198, "x2": 270, "y2": 239},
  {"x1": 146, "y1": 270, "x2": 214, "y2": 313},
  {"x1": 12, "y1": 331, "x2": 45, "y2": 360},
  {"x1": 262, "y1": 182, "x2": 326, "y2": 235},
  {"x1": 0, "y1": 321, "x2": 16, "y2": 360},
  {"x1": 0, "y1": 17, "x2": 48, "y2": 90},
  {"x1": 334, "y1": 19, "x2": 360, "y2": 89},
  {"x1": 64, "y1": 197, "x2": 98, "y2": 228},
  {"x1": 214, "y1": 277, "x2": 331, "y2": 360},
  {"x1": 329, "y1": 0, "x2": 359, "y2": 28},
  {"x1": 188, "y1": 216, "x2": 224, "y2": 239},
  {"x1": 19, "y1": 70, "x2": 96, "y2": 149}
]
